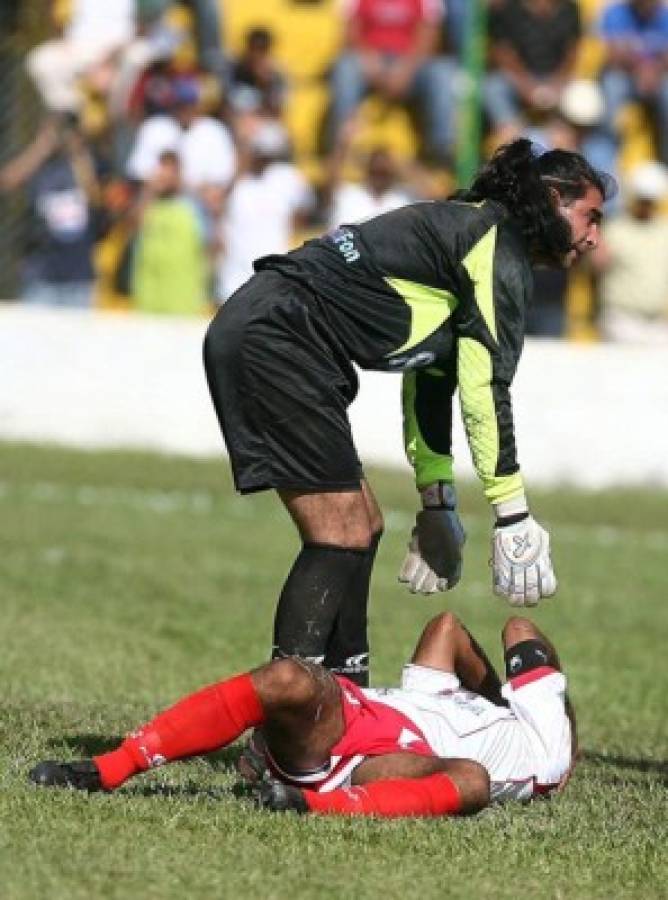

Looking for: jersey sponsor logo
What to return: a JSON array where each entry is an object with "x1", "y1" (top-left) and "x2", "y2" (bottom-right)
[
  {"x1": 386, "y1": 350, "x2": 436, "y2": 370},
  {"x1": 328, "y1": 227, "x2": 361, "y2": 263},
  {"x1": 511, "y1": 533, "x2": 533, "y2": 560}
]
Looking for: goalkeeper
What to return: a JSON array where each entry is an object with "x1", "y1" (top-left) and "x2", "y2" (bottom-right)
[{"x1": 203, "y1": 139, "x2": 614, "y2": 686}]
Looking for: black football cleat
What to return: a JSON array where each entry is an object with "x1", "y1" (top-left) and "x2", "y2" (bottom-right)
[
  {"x1": 28, "y1": 759, "x2": 104, "y2": 792},
  {"x1": 254, "y1": 778, "x2": 309, "y2": 814}
]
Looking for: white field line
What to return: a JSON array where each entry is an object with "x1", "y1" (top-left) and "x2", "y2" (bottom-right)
[{"x1": 2, "y1": 481, "x2": 668, "y2": 552}]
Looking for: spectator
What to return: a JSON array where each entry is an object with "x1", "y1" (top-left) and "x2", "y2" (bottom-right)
[
  {"x1": 598, "y1": 0, "x2": 668, "y2": 166},
  {"x1": 518, "y1": 81, "x2": 618, "y2": 338},
  {"x1": 228, "y1": 27, "x2": 288, "y2": 121},
  {"x1": 328, "y1": 0, "x2": 459, "y2": 163},
  {"x1": 181, "y1": 0, "x2": 228, "y2": 82},
  {"x1": 442, "y1": 0, "x2": 468, "y2": 59},
  {"x1": 131, "y1": 149, "x2": 211, "y2": 314},
  {"x1": 525, "y1": 267, "x2": 570, "y2": 337},
  {"x1": 26, "y1": 0, "x2": 182, "y2": 126},
  {"x1": 26, "y1": 0, "x2": 138, "y2": 115},
  {"x1": 557, "y1": 78, "x2": 619, "y2": 188},
  {"x1": 328, "y1": 148, "x2": 416, "y2": 227},
  {"x1": 594, "y1": 159, "x2": 668, "y2": 342},
  {"x1": 323, "y1": 138, "x2": 417, "y2": 228},
  {"x1": 0, "y1": 119, "x2": 106, "y2": 308},
  {"x1": 483, "y1": 0, "x2": 582, "y2": 145},
  {"x1": 126, "y1": 75, "x2": 236, "y2": 193},
  {"x1": 217, "y1": 121, "x2": 314, "y2": 301}
]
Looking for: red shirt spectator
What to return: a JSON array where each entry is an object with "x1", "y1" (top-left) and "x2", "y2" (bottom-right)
[
  {"x1": 329, "y1": 0, "x2": 457, "y2": 162},
  {"x1": 344, "y1": 0, "x2": 443, "y2": 55}
]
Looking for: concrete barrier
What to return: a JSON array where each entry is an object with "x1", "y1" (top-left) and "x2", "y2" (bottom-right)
[{"x1": 2, "y1": 305, "x2": 667, "y2": 488}]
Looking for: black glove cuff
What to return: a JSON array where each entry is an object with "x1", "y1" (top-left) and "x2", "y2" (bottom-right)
[{"x1": 495, "y1": 511, "x2": 530, "y2": 528}]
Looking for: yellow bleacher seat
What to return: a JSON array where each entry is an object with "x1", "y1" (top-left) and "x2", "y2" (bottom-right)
[
  {"x1": 52, "y1": 0, "x2": 73, "y2": 30},
  {"x1": 348, "y1": 96, "x2": 419, "y2": 161},
  {"x1": 222, "y1": 0, "x2": 342, "y2": 81},
  {"x1": 223, "y1": 0, "x2": 343, "y2": 161},
  {"x1": 575, "y1": 0, "x2": 605, "y2": 78},
  {"x1": 221, "y1": 0, "x2": 419, "y2": 164}
]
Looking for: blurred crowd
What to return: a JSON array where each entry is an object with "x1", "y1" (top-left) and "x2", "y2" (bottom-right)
[{"x1": 2, "y1": 0, "x2": 668, "y2": 342}]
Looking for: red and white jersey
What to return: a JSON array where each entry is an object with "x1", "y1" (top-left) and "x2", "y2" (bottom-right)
[{"x1": 266, "y1": 664, "x2": 572, "y2": 803}]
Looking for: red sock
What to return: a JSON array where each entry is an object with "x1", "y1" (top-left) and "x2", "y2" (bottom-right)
[
  {"x1": 94, "y1": 673, "x2": 264, "y2": 790},
  {"x1": 303, "y1": 773, "x2": 462, "y2": 818}
]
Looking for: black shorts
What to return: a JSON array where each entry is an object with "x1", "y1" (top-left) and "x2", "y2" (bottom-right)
[{"x1": 203, "y1": 270, "x2": 363, "y2": 494}]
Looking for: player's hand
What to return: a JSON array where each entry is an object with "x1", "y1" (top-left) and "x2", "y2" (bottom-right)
[
  {"x1": 254, "y1": 779, "x2": 308, "y2": 814},
  {"x1": 398, "y1": 483, "x2": 466, "y2": 594},
  {"x1": 492, "y1": 514, "x2": 557, "y2": 606}
]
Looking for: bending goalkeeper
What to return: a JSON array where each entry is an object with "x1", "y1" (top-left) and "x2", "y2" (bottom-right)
[{"x1": 202, "y1": 139, "x2": 613, "y2": 692}]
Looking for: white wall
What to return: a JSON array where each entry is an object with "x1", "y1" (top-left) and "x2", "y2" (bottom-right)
[{"x1": 2, "y1": 305, "x2": 667, "y2": 488}]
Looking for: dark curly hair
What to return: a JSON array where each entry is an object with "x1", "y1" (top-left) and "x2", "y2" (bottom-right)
[{"x1": 456, "y1": 139, "x2": 615, "y2": 265}]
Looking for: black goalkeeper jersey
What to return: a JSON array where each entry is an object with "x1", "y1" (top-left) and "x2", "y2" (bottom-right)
[{"x1": 255, "y1": 198, "x2": 533, "y2": 506}]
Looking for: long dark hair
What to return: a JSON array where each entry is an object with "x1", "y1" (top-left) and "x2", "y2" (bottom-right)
[{"x1": 457, "y1": 139, "x2": 614, "y2": 265}]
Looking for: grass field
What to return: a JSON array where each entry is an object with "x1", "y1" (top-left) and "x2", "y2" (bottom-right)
[{"x1": 1, "y1": 441, "x2": 666, "y2": 899}]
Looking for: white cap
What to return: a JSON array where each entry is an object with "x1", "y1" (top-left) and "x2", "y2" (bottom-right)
[
  {"x1": 627, "y1": 160, "x2": 668, "y2": 200},
  {"x1": 250, "y1": 121, "x2": 290, "y2": 157},
  {"x1": 559, "y1": 79, "x2": 604, "y2": 126}
]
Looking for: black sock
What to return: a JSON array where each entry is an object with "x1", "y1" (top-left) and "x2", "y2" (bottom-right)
[
  {"x1": 324, "y1": 530, "x2": 382, "y2": 687},
  {"x1": 272, "y1": 543, "x2": 368, "y2": 664}
]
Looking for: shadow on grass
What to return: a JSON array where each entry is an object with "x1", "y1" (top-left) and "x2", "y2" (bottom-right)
[
  {"x1": 50, "y1": 737, "x2": 242, "y2": 773},
  {"x1": 124, "y1": 777, "x2": 256, "y2": 803},
  {"x1": 199, "y1": 746, "x2": 242, "y2": 770},
  {"x1": 583, "y1": 749, "x2": 668, "y2": 785},
  {"x1": 50, "y1": 734, "x2": 125, "y2": 756}
]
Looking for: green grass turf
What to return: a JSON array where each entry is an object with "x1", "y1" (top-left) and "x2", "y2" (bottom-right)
[{"x1": 0, "y1": 442, "x2": 666, "y2": 899}]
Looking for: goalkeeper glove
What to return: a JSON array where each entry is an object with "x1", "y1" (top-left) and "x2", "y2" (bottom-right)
[
  {"x1": 398, "y1": 483, "x2": 466, "y2": 594},
  {"x1": 492, "y1": 497, "x2": 557, "y2": 606}
]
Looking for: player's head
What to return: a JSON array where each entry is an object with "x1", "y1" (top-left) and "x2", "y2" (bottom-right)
[{"x1": 463, "y1": 138, "x2": 615, "y2": 268}]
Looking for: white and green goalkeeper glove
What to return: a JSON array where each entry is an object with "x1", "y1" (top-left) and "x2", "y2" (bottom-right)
[
  {"x1": 492, "y1": 497, "x2": 557, "y2": 607},
  {"x1": 398, "y1": 483, "x2": 466, "y2": 594}
]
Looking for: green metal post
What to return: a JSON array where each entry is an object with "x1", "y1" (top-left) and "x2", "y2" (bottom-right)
[{"x1": 455, "y1": 0, "x2": 487, "y2": 188}]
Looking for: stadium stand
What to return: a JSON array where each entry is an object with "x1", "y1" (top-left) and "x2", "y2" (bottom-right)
[{"x1": 2, "y1": 0, "x2": 667, "y2": 338}]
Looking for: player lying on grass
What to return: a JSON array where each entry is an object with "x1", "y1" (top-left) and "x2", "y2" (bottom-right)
[{"x1": 29, "y1": 612, "x2": 576, "y2": 818}]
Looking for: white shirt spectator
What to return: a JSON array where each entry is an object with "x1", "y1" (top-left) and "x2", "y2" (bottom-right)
[
  {"x1": 329, "y1": 182, "x2": 413, "y2": 228},
  {"x1": 180, "y1": 118, "x2": 237, "y2": 190},
  {"x1": 126, "y1": 115, "x2": 236, "y2": 190},
  {"x1": 597, "y1": 161, "x2": 668, "y2": 343},
  {"x1": 26, "y1": 0, "x2": 138, "y2": 112},
  {"x1": 220, "y1": 161, "x2": 313, "y2": 299}
]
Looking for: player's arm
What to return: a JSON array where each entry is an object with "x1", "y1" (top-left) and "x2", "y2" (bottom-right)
[
  {"x1": 456, "y1": 222, "x2": 557, "y2": 606},
  {"x1": 257, "y1": 755, "x2": 490, "y2": 818},
  {"x1": 398, "y1": 362, "x2": 466, "y2": 594}
]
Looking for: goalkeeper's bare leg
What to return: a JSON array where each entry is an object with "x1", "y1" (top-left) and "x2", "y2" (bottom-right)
[
  {"x1": 239, "y1": 481, "x2": 384, "y2": 780},
  {"x1": 272, "y1": 479, "x2": 384, "y2": 686}
]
